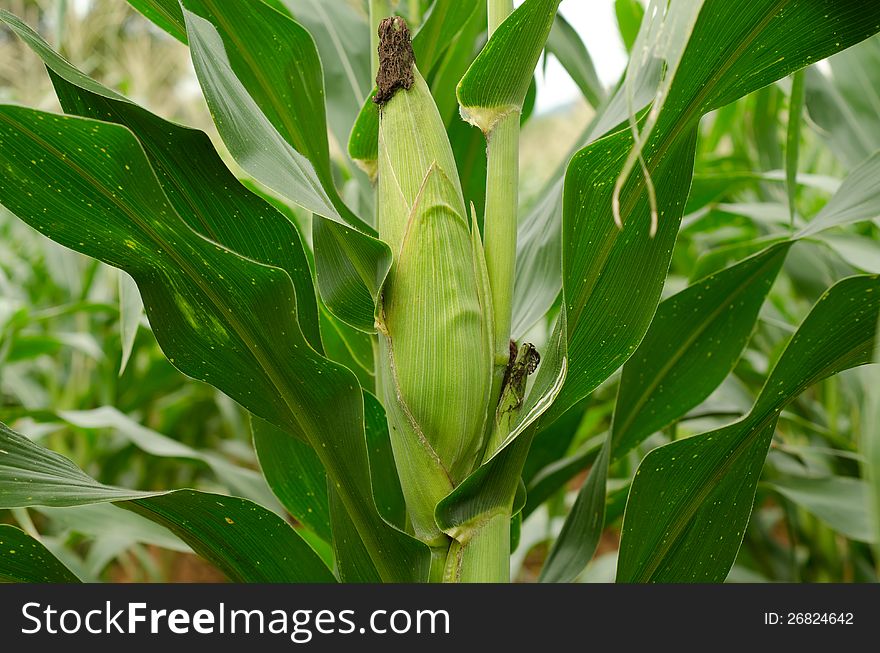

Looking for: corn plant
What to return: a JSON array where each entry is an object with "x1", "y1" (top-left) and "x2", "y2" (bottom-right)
[{"x1": 1, "y1": 0, "x2": 880, "y2": 584}]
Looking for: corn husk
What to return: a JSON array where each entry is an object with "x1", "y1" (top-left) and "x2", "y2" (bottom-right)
[{"x1": 375, "y1": 19, "x2": 493, "y2": 544}]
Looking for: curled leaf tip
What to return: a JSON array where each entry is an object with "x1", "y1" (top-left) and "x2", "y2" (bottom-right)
[
  {"x1": 375, "y1": 16, "x2": 415, "y2": 106},
  {"x1": 612, "y1": 191, "x2": 624, "y2": 231}
]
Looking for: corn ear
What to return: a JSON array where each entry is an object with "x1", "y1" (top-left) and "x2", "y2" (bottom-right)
[
  {"x1": 375, "y1": 17, "x2": 493, "y2": 545},
  {"x1": 377, "y1": 79, "x2": 466, "y2": 252}
]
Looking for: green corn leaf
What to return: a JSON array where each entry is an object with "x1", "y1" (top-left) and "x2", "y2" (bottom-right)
[
  {"x1": 251, "y1": 416, "x2": 332, "y2": 542},
  {"x1": 547, "y1": 237, "x2": 859, "y2": 582},
  {"x1": 822, "y1": 234, "x2": 880, "y2": 275},
  {"x1": 251, "y1": 389, "x2": 404, "y2": 548},
  {"x1": 410, "y1": 0, "x2": 480, "y2": 70},
  {"x1": 765, "y1": 475, "x2": 875, "y2": 543},
  {"x1": 126, "y1": 0, "x2": 187, "y2": 43},
  {"x1": 117, "y1": 270, "x2": 142, "y2": 375},
  {"x1": 614, "y1": 0, "x2": 644, "y2": 53},
  {"x1": 280, "y1": 0, "x2": 372, "y2": 160},
  {"x1": 126, "y1": 0, "x2": 299, "y2": 43},
  {"x1": 617, "y1": 275, "x2": 880, "y2": 583},
  {"x1": 539, "y1": 436, "x2": 610, "y2": 583},
  {"x1": 457, "y1": 0, "x2": 561, "y2": 133},
  {"x1": 522, "y1": 397, "x2": 593, "y2": 487},
  {"x1": 24, "y1": 508, "x2": 156, "y2": 581},
  {"x1": 0, "y1": 10, "x2": 323, "y2": 352},
  {"x1": 524, "y1": 433, "x2": 604, "y2": 519},
  {"x1": 551, "y1": 123, "x2": 698, "y2": 424},
  {"x1": 0, "y1": 106, "x2": 304, "y2": 439},
  {"x1": 56, "y1": 407, "x2": 279, "y2": 512},
  {"x1": 332, "y1": 394, "x2": 408, "y2": 582},
  {"x1": 362, "y1": 391, "x2": 407, "y2": 530},
  {"x1": 509, "y1": 40, "x2": 665, "y2": 340},
  {"x1": 0, "y1": 525, "x2": 81, "y2": 583},
  {"x1": 179, "y1": 0, "x2": 390, "y2": 332},
  {"x1": 511, "y1": 181, "x2": 563, "y2": 340},
  {"x1": 347, "y1": 0, "x2": 481, "y2": 172},
  {"x1": 182, "y1": 0, "x2": 337, "y2": 204},
  {"x1": 430, "y1": 3, "x2": 487, "y2": 126},
  {"x1": 6, "y1": 333, "x2": 102, "y2": 364},
  {"x1": 798, "y1": 151, "x2": 880, "y2": 237},
  {"x1": 612, "y1": 242, "x2": 792, "y2": 459},
  {"x1": 35, "y1": 504, "x2": 191, "y2": 558},
  {"x1": 0, "y1": 106, "x2": 428, "y2": 582},
  {"x1": 329, "y1": 485, "x2": 381, "y2": 583},
  {"x1": 546, "y1": 0, "x2": 880, "y2": 426},
  {"x1": 546, "y1": 13, "x2": 605, "y2": 109},
  {"x1": 0, "y1": 422, "x2": 335, "y2": 582},
  {"x1": 690, "y1": 235, "x2": 791, "y2": 281},
  {"x1": 805, "y1": 34, "x2": 880, "y2": 169},
  {"x1": 128, "y1": 490, "x2": 337, "y2": 583},
  {"x1": 318, "y1": 305, "x2": 375, "y2": 389},
  {"x1": 0, "y1": 420, "x2": 156, "y2": 507},
  {"x1": 751, "y1": 85, "x2": 785, "y2": 172},
  {"x1": 866, "y1": 318, "x2": 880, "y2": 561},
  {"x1": 785, "y1": 70, "x2": 805, "y2": 223}
]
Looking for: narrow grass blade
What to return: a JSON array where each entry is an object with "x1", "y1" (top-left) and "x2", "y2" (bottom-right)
[
  {"x1": 547, "y1": 13, "x2": 604, "y2": 108},
  {"x1": 117, "y1": 270, "x2": 142, "y2": 375},
  {"x1": 765, "y1": 475, "x2": 875, "y2": 543},
  {"x1": 786, "y1": 70, "x2": 805, "y2": 224},
  {"x1": 539, "y1": 436, "x2": 610, "y2": 582}
]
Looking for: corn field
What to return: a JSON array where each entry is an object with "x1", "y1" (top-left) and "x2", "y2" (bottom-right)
[{"x1": 0, "y1": 0, "x2": 879, "y2": 584}]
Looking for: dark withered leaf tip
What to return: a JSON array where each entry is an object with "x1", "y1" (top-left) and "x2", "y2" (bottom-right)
[{"x1": 374, "y1": 16, "x2": 415, "y2": 106}]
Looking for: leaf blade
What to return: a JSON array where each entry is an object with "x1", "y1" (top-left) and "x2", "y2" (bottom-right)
[
  {"x1": 550, "y1": 0, "x2": 880, "y2": 427},
  {"x1": 617, "y1": 275, "x2": 880, "y2": 582},
  {"x1": 612, "y1": 242, "x2": 791, "y2": 458},
  {"x1": 0, "y1": 422, "x2": 335, "y2": 582},
  {"x1": 0, "y1": 525, "x2": 81, "y2": 583},
  {"x1": 0, "y1": 105, "x2": 428, "y2": 582},
  {"x1": 457, "y1": 0, "x2": 562, "y2": 131},
  {"x1": 179, "y1": 1, "x2": 390, "y2": 332}
]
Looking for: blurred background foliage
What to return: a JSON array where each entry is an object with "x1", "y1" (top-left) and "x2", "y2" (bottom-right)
[{"x1": 1, "y1": 0, "x2": 878, "y2": 582}]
